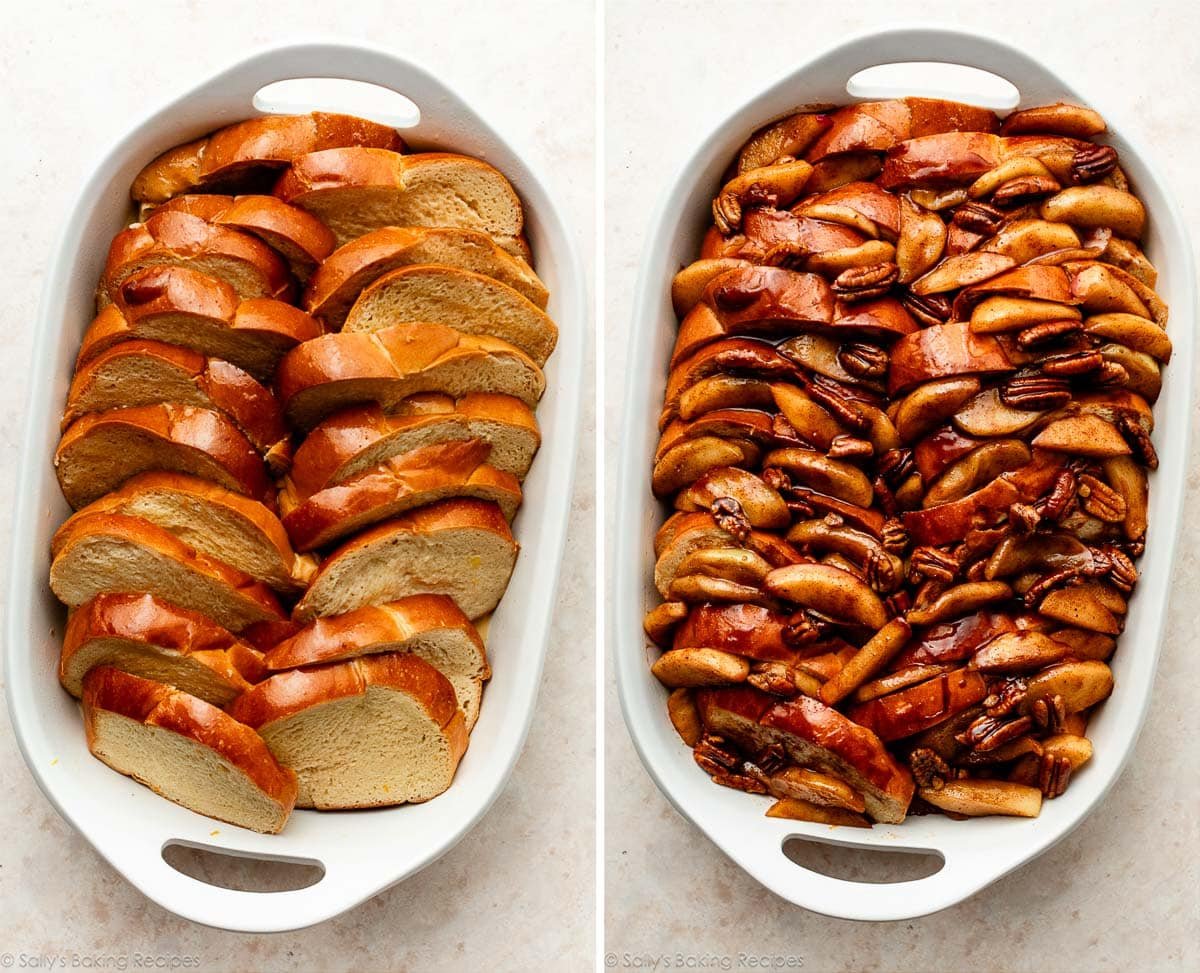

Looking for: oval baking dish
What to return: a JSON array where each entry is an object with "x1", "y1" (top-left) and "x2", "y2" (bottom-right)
[
  {"x1": 6, "y1": 43, "x2": 584, "y2": 932},
  {"x1": 613, "y1": 25, "x2": 1194, "y2": 921}
]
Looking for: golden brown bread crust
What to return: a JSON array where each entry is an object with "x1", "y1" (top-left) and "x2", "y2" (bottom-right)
[
  {"x1": 61, "y1": 592, "x2": 266, "y2": 698},
  {"x1": 304, "y1": 226, "x2": 549, "y2": 326},
  {"x1": 149, "y1": 195, "x2": 336, "y2": 281},
  {"x1": 262, "y1": 593, "x2": 486, "y2": 673},
  {"x1": 50, "y1": 512, "x2": 286, "y2": 628},
  {"x1": 697, "y1": 687, "x2": 915, "y2": 823},
  {"x1": 55, "y1": 404, "x2": 272, "y2": 509},
  {"x1": 845, "y1": 669, "x2": 989, "y2": 742},
  {"x1": 78, "y1": 266, "x2": 322, "y2": 380},
  {"x1": 290, "y1": 394, "x2": 540, "y2": 497},
  {"x1": 131, "y1": 112, "x2": 404, "y2": 204},
  {"x1": 887, "y1": 322, "x2": 1015, "y2": 396},
  {"x1": 272, "y1": 148, "x2": 524, "y2": 246},
  {"x1": 280, "y1": 439, "x2": 522, "y2": 551},
  {"x1": 671, "y1": 604, "x2": 801, "y2": 663},
  {"x1": 63, "y1": 340, "x2": 290, "y2": 469},
  {"x1": 293, "y1": 498, "x2": 517, "y2": 623},
  {"x1": 101, "y1": 211, "x2": 295, "y2": 307},
  {"x1": 82, "y1": 666, "x2": 297, "y2": 827},
  {"x1": 228, "y1": 654, "x2": 468, "y2": 772},
  {"x1": 805, "y1": 98, "x2": 1000, "y2": 162},
  {"x1": 276, "y1": 321, "x2": 545, "y2": 430},
  {"x1": 60, "y1": 471, "x2": 310, "y2": 593}
]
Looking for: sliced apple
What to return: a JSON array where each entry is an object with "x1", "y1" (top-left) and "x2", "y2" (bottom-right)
[
  {"x1": 764, "y1": 563, "x2": 889, "y2": 629},
  {"x1": 980, "y1": 219, "x2": 1081, "y2": 263},
  {"x1": 1036, "y1": 588, "x2": 1122, "y2": 635},
  {"x1": 920, "y1": 780, "x2": 1042, "y2": 818},
  {"x1": 911, "y1": 251, "x2": 1016, "y2": 295},
  {"x1": 805, "y1": 152, "x2": 885, "y2": 194},
  {"x1": 676, "y1": 374, "x2": 775, "y2": 422},
  {"x1": 968, "y1": 156, "x2": 1055, "y2": 199},
  {"x1": 771, "y1": 383, "x2": 846, "y2": 449},
  {"x1": 671, "y1": 258, "x2": 753, "y2": 316},
  {"x1": 969, "y1": 295, "x2": 1082, "y2": 333},
  {"x1": 1001, "y1": 103, "x2": 1106, "y2": 138},
  {"x1": 953, "y1": 388, "x2": 1045, "y2": 437},
  {"x1": 795, "y1": 181, "x2": 900, "y2": 240},
  {"x1": 895, "y1": 377, "x2": 981, "y2": 443},
  {"x1": 896, "y1": 194, "x2": 948, "y2": 283},
  {"x1": 763, "y1": 447, "x2": 875, "y2": 507},
  {"x1": 737, "y1": 111, "x2": 834, "y2": 172},
  {"x1": 1032, "y1": 415, "x2": 1131, "y2": 456},
  {"x1": 1041, "y1": 186, "x2": 1145, "y2": 238},
  {"x1": 676, "y1": 466, "x2": 790, "y2": 529},
  {"x1": 923, "y1": 440, "x2": 1032, "y2": 507}
]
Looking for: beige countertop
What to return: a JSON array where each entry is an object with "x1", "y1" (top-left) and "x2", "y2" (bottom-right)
[
  {"x1": 0, "y1": 1, "x2": 594, "y2": 968},
  {"x1": 603, "y1": 2, "x2": 1199, "y2": 970}
]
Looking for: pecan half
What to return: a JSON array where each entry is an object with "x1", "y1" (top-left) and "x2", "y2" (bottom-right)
[
  {"x1": 748, "y1": 662, "x2": 799, "y2": 698},
  {"x1": 1072, "y1": 144, "x2": 1119, "y2": 183},
  {"x1": 828, "y1": 434, "x2": 874, "y2": 459},
  {"x1": 884, "y1": 589, "x2": 913, "y2": 619},
  {"x1": 881, "y1": 517, "x2": 909, "y2": 554},
  {"x1": 755, "y1": 744, "x2": 787, "y2": 776},
  {"x1": 831, "y1": 262, "x2": 899, "y2": 302},
  {"x1": 1078, "y1": 473, "x2": 1127, "y2": 522},
  {"x1": 1001, "y1": 374, "x2": 1072, "y2": 410},
  {"x1": 909, "y1": 545, "x2": 961, "y2": 585},
  {"x1": 952, "y1": 201, "x2": 1005, "y2": 234},
  {"x1": 1016, "y1": 318, "x2": 1083, "y2": 349},
  {"x1": 1040, "y1": 350, "x2": 1105, "y2": 376},
  {"x1": 910, "y1": 747, "x2": 951, "y2": 790},
  {"x1": 1024, "y1": 567, "x2": 1085, "y2": 608},
  {"x1": 1116, "y1": 413, "x2": 1159, "y2": 469},
  {"x1": 992, "y1": 175, "x2": 1061, "y2": 204},
  {"x1": 806, "y1": 376, "x2": 871, "y2": 430},
  {"x1": 877, "y1": 448, "x2": 915, "y2": 487},
  {"x1": 837, "y1": 342, "x2": 890, "y2": 379},
  {"x1": 984, "y1": 678, "x2": 1028, "y2": 718},
  {"x1": 1096, "y1": 360, "x2": 1130, "y2": 387},
  {"x1": 1030, "y1": 694, "x2": 1067, "y2": 734},
  {"x1": 1008, "y1": 502, "x2": 1042, "y2": 534},
  {"x1": 694, "y1": 734, "x2": 741, "y2": 776},
  {"x1": 782, "y1": 610, "x2": 822, "y2": 647},
  {"x1": 1034, "y1": 469, "x2": 1078, "y2": 522},
  {"x1": 1038, "y1": 753, "x2": 1073, "y2": 798},
  {"x1": 1093, "y1": 544, "x2": 1139, "y2": 592},
  {"x1": 712, "y1": 497, "x2": 751, "y2": 543},
  {"x1": 956, "y1": 713, "x2": 1034, "y2": 752},
  {"x1": 902, "y1": 292, "x2": 953, "y2": 327},
  {"x1": 710, "y1": 771, "x2": 770, "y2": 794}
]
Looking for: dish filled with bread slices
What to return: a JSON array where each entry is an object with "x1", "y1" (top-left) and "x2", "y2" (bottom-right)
[
  {"x1": 615, "y1": 27, "x2": 1193, "y2": 920},
  {"x1": 9, "y1": 45, "x2": 582, "y2": 931}
]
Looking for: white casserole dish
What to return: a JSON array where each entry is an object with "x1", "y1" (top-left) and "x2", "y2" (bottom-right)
[
  {"x1": 613, "y1": 25, "x2": 1195, "y2": 921},
  {"x1": 5, "y1": 42, "x2": 584, "y2": 932}
]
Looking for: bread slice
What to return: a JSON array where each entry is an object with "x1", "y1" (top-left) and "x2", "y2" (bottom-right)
[
  {"x1": 79, "y1": 266, "x2": 321, "y2": 381},
  {"x1": 131, "y1": 112, "x2": 404, "y2": 204},
  {"x1": 50, "y1": 513, "x2": 286, "y2": 632},
  {"x1": 82, "y1": 667, "x2": 296, "y2": 833},
  {"x1": 304, "y1": 226, "x2": 548, "y2": 329},
  {"x1": 274, "y1": 148, "x2": 525, "y2": 255},
  {"x1": 279, "y1": 438, "x2": 522, "y2": 551},
  {"x1": 62, "y1": 472, "x2": 314, "y2": 594},
  {"x1": 147, "y1": 194, "x2": 335, "y2": 282},
  {"x1": 55, "y1": 404, "x2": 271, "y2": 509},
  {"x1": 62, "y1": 593, "x2": 265, "y2": 705},
  {"x1": 100, "y1": 211, "x2": 294, "y2": 308},
  {"x1": 343, "y1": 265, "x2": 557, "y2": 366},
  {"x1": 63, "y1": 340, "x2": 291, "y2": 473},
  {"x1": 263, "y1": 594, "x2": 489, "y2": 729},
  {"x1": 293, "y1": 499, "x2": 518, "y2": 622},
  {"x1": 696, "y1": 687, "x2": 915, "y2": 824},
  {"x1": 228, "y1": 653, "x2": 468, "y2": 809},
  {"x1": 291, "y1": 394, "x2": 540, "y2": 497},
  {"x1": 277, "y1": 321, "x2": 545, "y2": 431}
]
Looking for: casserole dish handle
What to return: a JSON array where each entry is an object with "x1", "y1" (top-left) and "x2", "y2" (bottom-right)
[{"x1": 791, "y1": 25, "x2": 1062, "y2": 108}]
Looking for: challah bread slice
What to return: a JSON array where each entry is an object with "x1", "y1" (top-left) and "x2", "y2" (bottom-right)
[
  {"x1": 147, "y1": 195, "x2": 336, "y2": 282},
  {"x1": 100, "y1": 211, "x2": 294, "y2": 308},
  {"x1": 279, "y1": 439, "x2": 522, "y2": 551},
  {"x1": 229, "y1": 653, "x2": 468, "y2": 809},
  {"x1": 277, "y1": 321, "x2": 545, "y2": 430},
  {"x1": 79, "y1": 267, "x2": 321, "y2": 381},
  {"x1": 62, "y1": 473, "x2": 315, "y2": 594},
  {"x1": 305, "y1": 226, "x2": 549, "y2": 328},
  {"x1": 263, "y1": 595, "x2": 489, "y2": 729},
  {"x1": 274, "y1": 148, "x2": 526, "y2": 255},
  {"x1": 63, "y1": 340, "x2": 291, "y2": 473},
  {"x1": 50, "y1": 513, "x2": 286, "y2": 632},
  {"x1": 62, "y1": 593, "x2": 265, "y2": 705},
  {"x1": 82, "y1": 667, "x2": 296, "y2": 833},
  {"x1": 291, "y1": 394, "x2": 540, "y2": 497},
  {"x1": 293, "y1": 499, "x2": 517, "y2": 623},
  {"x1": 55, "y1": 404, "x2": 272, "y2": 509},
  {"x1": 131, "y1": 112, "x2": 404, "y2": 205},
  {"x1": 343, "y1": 265, "x2": 558, "y2": 366}
]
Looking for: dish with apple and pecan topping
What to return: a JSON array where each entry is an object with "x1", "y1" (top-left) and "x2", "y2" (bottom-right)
[{"x1": 644, "y1": 98, "x2": 1165, "y2": 827}]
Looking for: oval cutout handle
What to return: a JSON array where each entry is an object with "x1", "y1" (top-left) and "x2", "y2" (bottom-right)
[
  {"x1": 785, "y1": 26, "x2": 1056, "y2": 110},
  {"x1": 846, "y1": 61, "x2": 1019, "y2": 111},
  {"x1": 253, "y1": 77, "x2": 421, "y2": 128}
]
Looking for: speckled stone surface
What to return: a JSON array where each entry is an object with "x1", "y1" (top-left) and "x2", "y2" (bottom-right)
[
  {"x1": 0, "y1": 1, "x2": 594, "y2": 968},
  {"x1": 603, "y1": 2, "x2": 1199, "y2": 970}
]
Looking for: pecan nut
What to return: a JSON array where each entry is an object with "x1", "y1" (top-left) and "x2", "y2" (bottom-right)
[
  {"x1": 748, "y1": 662, "x2": 800, "y2": 698},
  {"x1": 1078, "y1": 473, "x2": 1127, "y2": 522},
  {"x1": 881, "y1": 517, "x2": 909, "y2": 554},
  {"x1": 1072, "y1": 144, "x2": 1119, "y2": 183},
  {"x1": 831, "y1": 262, "x2": 899, "y2": 302},
  {"x1": 694, "y1": 734, "x2": 741, "y2": 776},
  {"x1": 910, "y1": 747, "x2": 951, "y2": 790},
  {"x1": 1001, "y1": 374, "x2": 1072, "y2": 410},
  {"x1": 827, "y1": 434, "x2": 874, "y2": 459},
  {"x1": 1030, "y1": 694, "x2": 1067, "y2": 735},
  {"x1": 902, "y1": 292, "x2": 953, "y2": 327},
  {"x1": 984, "y1": 678, "x2": 1028, "y2": 718},
  {"x1": 956, "y1": 713, "x2": 1034, "y2": 752},
  {"x1": 1038, "y1": 753, "x2": 1074, "y2": 798},
  {"x1": 837, "y1": 342, "x2": 890, "y2": 379},
  {"x1": 1117, "y1": 413, "x2": 1159, "y2": 469},
  {"x1": 1040, "y1": 350, "x2": 1105, "y2": 376},
  {"x1": 1034, "y1": 469, "x2": 1078, "y2": 522},
  {"x1": 992, "y1": 175, "x2": 1061, "y2": 204},
  {"x1": 712, "y1": 497, "x2": 751, "y2": 543},
  {"x1": 952, "y1": 201, "x2": 1005, "y2": 234},
  {"x1": 909, "y1": 545, "x2": 961, "y2": 585},
  {"x1": 1016, "y1": 318, "x2": 1084, "y2": 349}
]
